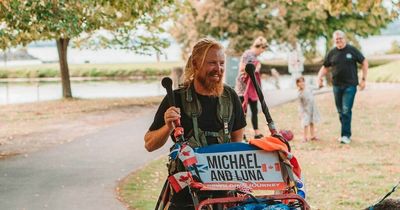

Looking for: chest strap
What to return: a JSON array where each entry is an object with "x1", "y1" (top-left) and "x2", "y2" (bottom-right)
[{"x1": 180, "y1": 84, "x2": 232, "y2": 147}]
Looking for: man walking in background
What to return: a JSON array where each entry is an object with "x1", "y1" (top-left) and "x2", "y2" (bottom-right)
[{"x1": 317, "y1": 30, "x2": 368, "y2": 144}]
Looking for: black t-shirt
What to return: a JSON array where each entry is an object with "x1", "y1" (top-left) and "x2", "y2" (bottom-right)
[
  {"x1": 149, "y1": 86, "x2": 246, "y2": 207},
  {"x1": 149, "y1": 85, "x2": 246, "y2": 145},
  {"x1": 323, "y1": 44, "x2": 365, "y2": 86}
]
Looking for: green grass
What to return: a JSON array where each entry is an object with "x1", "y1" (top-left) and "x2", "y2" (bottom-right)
[
  {"x1": 367, "y1": 58, "x2": 396, "y2": 68},
  {"x1": 118, "y1": 89, "x2": 400, "y2": 210},
  {"x1": 117, "y1": 156, "x2": 168, "y2": 210},
  {"x1": 262, "y1": 57, "x2": 395, "y2": 67},
  {"x1": 0, "y1": 62, "x2": 183, "y2": 79},
  {"x1": 368, "y1": 60, "x2": 400, "y2": 83},
  {"x1": 261, "y1": 57, "x2": 396, "y2": 75}
]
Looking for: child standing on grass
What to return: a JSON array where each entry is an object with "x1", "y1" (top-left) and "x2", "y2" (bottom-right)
[{"x1": 296, "y1": 76, "x2": 321, "y2": 142}]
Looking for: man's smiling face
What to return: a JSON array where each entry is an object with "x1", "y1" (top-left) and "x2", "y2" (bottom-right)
[{"x1": 194, "y1": 46, "x2": 225, "y2": 96}]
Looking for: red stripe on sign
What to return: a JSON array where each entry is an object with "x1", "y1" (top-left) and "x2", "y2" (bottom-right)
[
  {"x1": 262, "y1": 164, "x2": 267, "y2": 172},
  {"x1": 202, "y1": 181, "x2": 286, "y2": 191},
  {"x1": 275, "y1": 163, "x2": 281, "y2": 171}
]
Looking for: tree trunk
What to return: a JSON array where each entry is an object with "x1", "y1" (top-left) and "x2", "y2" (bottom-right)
[
  {"x1": 325, "y1": 36, "x2": 332, "y2": 54},
  {"x1": 3, "y1": 49, "x2": 7, "y2": 68},
  {"x1": 56, "y1": 38, "x2": 72, "y2": 98}
]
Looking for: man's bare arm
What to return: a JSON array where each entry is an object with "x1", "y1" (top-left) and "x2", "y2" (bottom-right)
[
  {"x1": 230, "y1": 128, "x2": 244, "y2": 142},
  {"x1": 144, "y1": 106, "x2": 180, "y2": 152},
  {"x1": 359, "y1": 59, "x2": 368, "y2": 90},
  {"x1": 317, "y1": 66, "x2": 329, "y2": 88},
  {"x1": 144, "y1": 125, "x2": 172, "y2": 152}
]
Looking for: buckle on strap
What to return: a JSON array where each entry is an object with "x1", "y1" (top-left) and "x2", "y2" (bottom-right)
[
  {"x1": 224, "y1": 121, "x2": 229, "y2": 135},
  {"x1": 203, "y1": 131, "x2": 220, "y2": 137}
]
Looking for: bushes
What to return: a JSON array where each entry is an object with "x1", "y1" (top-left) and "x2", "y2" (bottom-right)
[
  {"x1": 386, "y1": 41, "x2": 400, "y2": 54},
  {"x1": 37, "y1": 69, "x2": 59, "y2": 77},
  {"x1": 368, "y1": 60, "x2": 400, "y2": 83},
  {"x1": 0, "y1": 71, "x2": 6, "y2": 78},
  {"x1": 261, "y1": 59, "x2": 394, "y2": 75},
  {"x1": 0, "y1": 64, "x2": 174, "y2": 79},
  {"x1": 0, "y1": 68, "x2": 60, "y2": 78}
]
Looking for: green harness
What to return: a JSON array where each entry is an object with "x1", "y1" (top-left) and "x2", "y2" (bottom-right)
[{"x1": 178, "y1": 84, "x2": 233, "y2": 148}]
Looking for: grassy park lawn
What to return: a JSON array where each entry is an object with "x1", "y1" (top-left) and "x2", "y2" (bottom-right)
[
  {"x1": 118, "y1": 89, "x2": 400, "y2": 210},
  {"x1": 367, "y1": 60, "x2": 400, "y2": 83}
]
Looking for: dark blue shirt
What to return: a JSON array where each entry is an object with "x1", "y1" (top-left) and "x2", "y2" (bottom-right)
[{"x1": 323, "y1": 44, "x2": 365, "y2": 86}]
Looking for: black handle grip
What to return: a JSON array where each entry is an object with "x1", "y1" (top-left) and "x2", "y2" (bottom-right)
[
  {"x1": 161, "y1": 77, "x2": 175, "y2": 107},
  {"x1": 245, "y1": 63, "x2": 290, "y2": 150},
  {"x1": 244, "y1": 63, "x2": 256, "y2": 75},
  {"x1": 245, "y1": 63, "x2": 276, "y2": 134},
  {"x1": 245, "y1": 63, "x2": 274, "y2": 125},
  {"x1": 161, "y1": 78, "x2": 186, "y2": 143}
]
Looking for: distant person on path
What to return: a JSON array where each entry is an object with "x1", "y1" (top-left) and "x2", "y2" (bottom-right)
[
  {"x1": 317, "y1": 30, "x2": 368, "y2": 144},
  {"x1": 170, "y1": 67, "x2": 183, "y2": 89},
  {"x1": 296, "y1": 76, "x2": 321, "y2": 142},
  {"x1": 271, "y1": 68, "x2": 281, "y2": 89},
  {"x1": 234, "y1": 36, "x2": 268, "y2": 139},
  {"x1": 144, "y1": 38, "x2": 246, "y2": 210}
]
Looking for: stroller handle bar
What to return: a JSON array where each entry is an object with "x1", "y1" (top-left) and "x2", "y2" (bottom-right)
[
  {"x1": 196, "y1": 193, "x2": 310, "y2": 210},
  {"x1": 245, "y1": 63, "x2": 277, "y2": 135},
  {"x1": 161, "y1": 77, "x2": 184, "y2": 142}
]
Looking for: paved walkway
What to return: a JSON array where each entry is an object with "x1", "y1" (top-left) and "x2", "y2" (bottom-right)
[
  {"x1": 0, "y1": 109, "x2": 170, "y2": 210},
  {"x1": 0, "y1": 87, "x2": 329, "y2": 210}
]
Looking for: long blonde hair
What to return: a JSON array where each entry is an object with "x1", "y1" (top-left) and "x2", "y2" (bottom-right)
[
  {"x1": 252, "y1": 36, "x2": 267, "y2": 48},
  {"x1": 183, "y1": 38, "x2": 223, "y2": 87}
]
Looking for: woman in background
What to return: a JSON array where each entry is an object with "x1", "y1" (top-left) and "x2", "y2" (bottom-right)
[{"x1": 235, "y1": 36, "x2": 268, "y2": 139}]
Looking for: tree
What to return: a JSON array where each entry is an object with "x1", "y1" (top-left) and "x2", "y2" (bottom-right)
[
  {"x1": 386, "y1": 40, "x2": 400, "y2": 54},
  {"x1": 170, "y1": 0, "x2": 399, "y2": 60},
  {"x1": 300, "y1": 0, "x2": 399, "y2": 54},
  {"x1": 170, "y1": 0, "x2": 287, "y2": 57},
  {"x1": 0, "y1": 0, "x2": 173, "y2": 98}
]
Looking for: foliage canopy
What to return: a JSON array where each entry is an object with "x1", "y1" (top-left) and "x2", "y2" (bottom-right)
[
  {"x1": 0, "y1": 0, "x2": 174, "y2": 98},
  {"x1": 170, "y1": 0, "x2": 399, "y2": 58},
  {"x1": 0, "y1": 0, "x2": 173, "y2": 51}
]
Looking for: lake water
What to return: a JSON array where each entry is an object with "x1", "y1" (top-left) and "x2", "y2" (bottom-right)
[{"x1": 0, "y1": 75, "x2": 316, "y2": 105}]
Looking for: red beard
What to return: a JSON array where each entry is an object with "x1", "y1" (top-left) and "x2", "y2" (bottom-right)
[{"x1": 195, "y1": 71, "x2": 224, "y2": 96}]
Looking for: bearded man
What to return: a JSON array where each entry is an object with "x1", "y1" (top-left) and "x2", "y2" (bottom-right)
[{"x1": 144, "y1": 38, "x2": 246, "y2": 209}]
